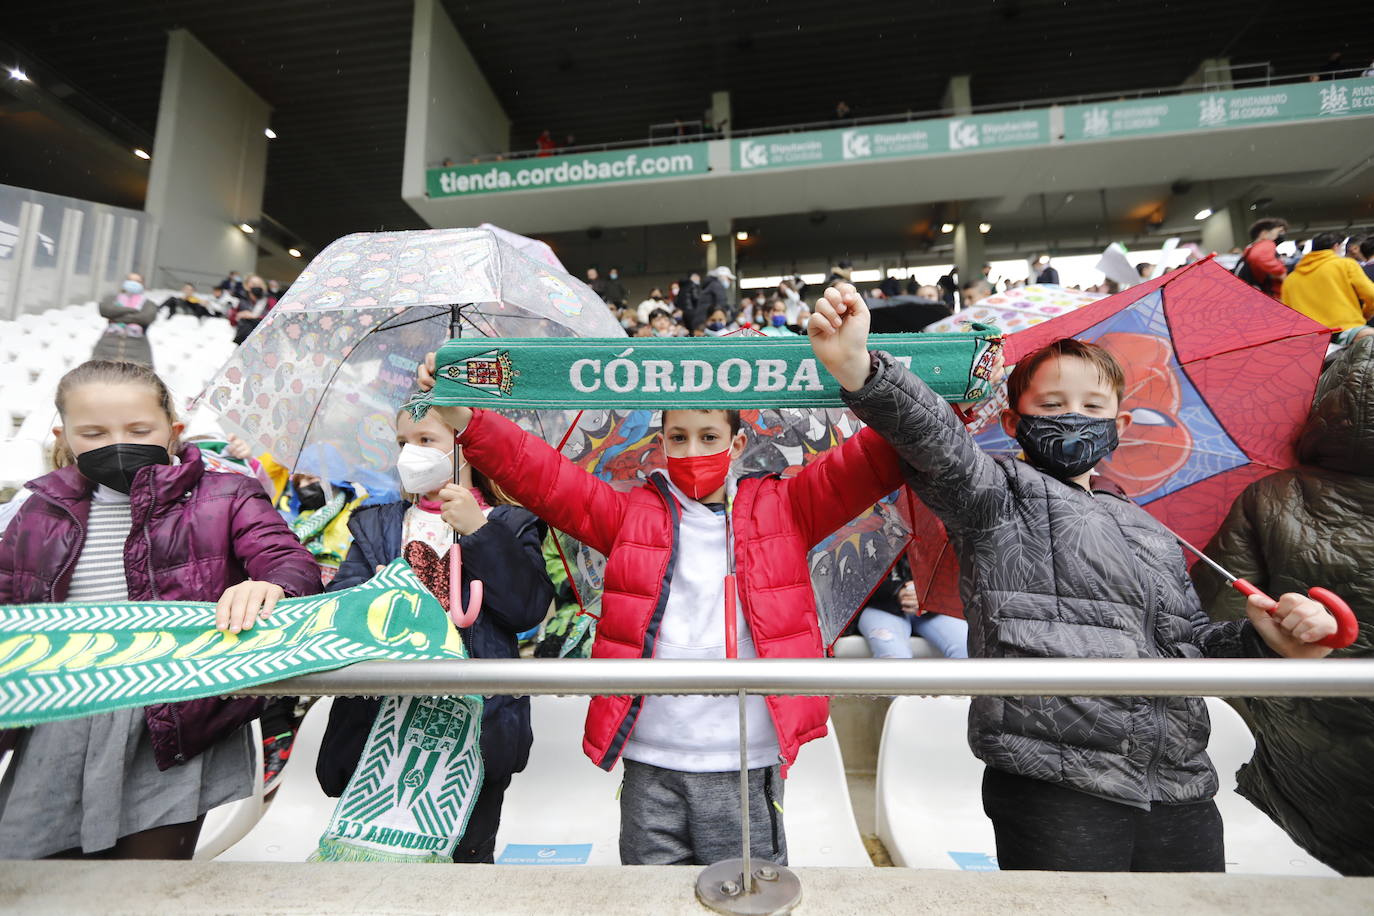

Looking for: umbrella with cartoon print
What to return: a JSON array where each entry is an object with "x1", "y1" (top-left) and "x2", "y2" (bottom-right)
[{"x1": 195, "y1": 228, "x2": 624, "y2": 622}]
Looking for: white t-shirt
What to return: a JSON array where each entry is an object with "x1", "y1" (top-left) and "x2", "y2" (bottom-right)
[{"x1": 621, "y1": 474, "x2": 782, "y2": 772}]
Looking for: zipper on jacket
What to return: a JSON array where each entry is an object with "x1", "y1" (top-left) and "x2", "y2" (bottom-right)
[
  {"x1": 1101, "y1": 489, "x2": 1168, "y2": 802},
  {"x1": 34, "y1": 492, "x2": 86, "y2": 602}
]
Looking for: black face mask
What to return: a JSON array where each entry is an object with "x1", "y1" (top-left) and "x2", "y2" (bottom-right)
[
  {"x1": 76, "y1": 443, "x2": 171, "y2": 494},
  {"x1": 249, "y1": 286, "x2": 266, "y2": 299},
  {"x1": 296, "y1": 481, "x2": 327, "y2": 510},
  {"x1": 1273, "y1": 233, "x2": 1287, "y2": 245},
  {"x1": 1014, "y1": 413, "x2": 1119, "y2": 481}
]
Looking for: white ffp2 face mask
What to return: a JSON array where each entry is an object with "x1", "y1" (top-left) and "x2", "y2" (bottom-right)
[{"x1": 396, "y1": 443, "x2": 455, "y2": 495}]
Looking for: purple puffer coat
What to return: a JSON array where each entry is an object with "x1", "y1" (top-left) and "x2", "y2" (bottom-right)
[{"x1": 0, "y1": 444, "x2": 322, "y2": 768}]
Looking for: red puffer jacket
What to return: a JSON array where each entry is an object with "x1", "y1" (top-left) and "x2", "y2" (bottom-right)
[
  {"x1": 0, "y1": 445, "x2": 322, "y2": 768},
  {"x1": 459, "y1": 409, "x2": 905, "y2": 773}
]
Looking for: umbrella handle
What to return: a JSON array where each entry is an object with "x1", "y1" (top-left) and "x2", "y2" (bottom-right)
[
  {"x1": 1230, "y1": 579, "x2": 1358, "y2": 650},
  {"x1": 724, "y1": 573, "x2": 738, "y2": 659},
  {"x1": 448, "y1": 542, "x2": 483, "y2": 628}
]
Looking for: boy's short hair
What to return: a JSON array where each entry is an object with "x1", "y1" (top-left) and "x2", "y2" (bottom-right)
[
  {"x1": 1006, "y1": 338, "x2": 1126, "y2": 410},
  {"x1": 1248, "y1": 217, "x2": 1288, "y2": 240},
  {"x1": 1310, "y1": 232, "x2": 1339, "y2": 252},
  {"x1": 661, "y1": 408, "x2": 742, "y2": 436}
]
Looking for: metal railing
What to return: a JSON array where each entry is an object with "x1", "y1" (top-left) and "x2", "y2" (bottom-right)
[
  {"x1": 439, "y1": 64, "x2": 1373, "y2": 167},
  {"x1": 233, "y1": 658, "x2": 1374, "y2": 699}
]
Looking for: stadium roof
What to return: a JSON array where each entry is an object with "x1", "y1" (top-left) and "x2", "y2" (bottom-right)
[{"x1": 4, "y1": 1, "x2": 1365, "y2": 247}]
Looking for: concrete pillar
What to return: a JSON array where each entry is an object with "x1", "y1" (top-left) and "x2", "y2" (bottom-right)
[
  {"x1": 6, "y1": 201, "x2": 44, "y2": 319},
  {"x1": 53, "y1": 207, "x2": 85, "y2": 309},
  {"x1": 89, "y1": 210, "x2": 115, "y2": 301},
  {"x1": 942, "y1": 75, "x2": 973, "y2": 115},
  {"x1": 145, "y1": 29, "x2": 271, "y2": 284},
  {"x1": 953, "y1": 215, "x2": 985, "y2": 303},
  {"x1": 710, "y1": 90, "x2": 732, "y2": 136},
  {"x1": 401, "y1": 0, "x2": 511, "y2": 204},
  {"x1": 115, "y1": 216, "x2": 139, "y2": 286},
  {"x1": 1200, "y1": 200, "x2": 1246, "y2": 254}
]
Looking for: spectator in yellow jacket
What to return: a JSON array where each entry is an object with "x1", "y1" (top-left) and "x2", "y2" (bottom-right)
[{"x1": 1282, "y1": 233, "x2": 1374, "y2": 344}]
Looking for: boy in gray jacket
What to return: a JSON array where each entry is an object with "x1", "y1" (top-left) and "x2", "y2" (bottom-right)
[{"x1": 808, "y1": 282, "x2": 1338, "y2": 872}]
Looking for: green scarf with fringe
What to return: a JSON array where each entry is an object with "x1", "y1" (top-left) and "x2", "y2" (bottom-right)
[{"x1": 311, "y1": 692, "x2": 484, "y2": 863}]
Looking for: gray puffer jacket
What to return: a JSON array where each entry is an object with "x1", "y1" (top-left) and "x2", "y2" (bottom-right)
[{"x1": 843, "y1": 351, "x2": 1272, "y2": 808}]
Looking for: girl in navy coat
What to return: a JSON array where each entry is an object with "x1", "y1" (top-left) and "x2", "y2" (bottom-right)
[{"x1": 316, "y1": 407, "x2": 553, "y2": 863}]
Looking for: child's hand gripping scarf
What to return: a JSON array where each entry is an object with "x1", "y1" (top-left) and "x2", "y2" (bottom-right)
[{"x1": 311, "y1": 544, "x2": 485, "y2": 863}]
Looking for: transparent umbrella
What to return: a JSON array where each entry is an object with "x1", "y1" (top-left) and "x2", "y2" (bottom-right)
[{"x1": 196, "y1": 227, "x2": 624, "y2": 499}]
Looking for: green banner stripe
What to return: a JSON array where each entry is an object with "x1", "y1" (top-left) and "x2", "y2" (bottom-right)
[
  {"x1": 425, "y1": 331, "x2": 1002, "y2": 410},
  {"x1": 0, "y1": 559, "x2": 471, "y2": 730}
]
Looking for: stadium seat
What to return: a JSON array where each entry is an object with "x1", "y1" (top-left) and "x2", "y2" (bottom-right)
[
  {"x1": 782, "y1": 718, "x2": 872, "y2": 866},
  {"x1": 216, "y1": 699, "x2": 336, "y2": 862},
  {"x1": 494, "y1": 695, "x2": 622, "y2": 865},
  {"x1": 194, "y1": 719, "x2": 266, "y2": 861},
  {"x1": 874, "y1": 696, "x2": 997, "y2": 870},
  {"x1": 831, "y1": 634, "x2": 940, "y2": 659},
  {"x1": 0, "y1": 438, "x2": 47, "y2": 488},
  {"x1": 1203, "y1": 697, "x2": 1338, "y2": 876}
]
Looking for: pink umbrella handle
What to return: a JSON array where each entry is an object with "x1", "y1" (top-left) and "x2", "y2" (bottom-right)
[{"x1": 448, "y1": 542, "x2": 483, "y2": 628}]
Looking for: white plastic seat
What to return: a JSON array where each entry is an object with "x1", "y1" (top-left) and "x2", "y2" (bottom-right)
[
  {"x1": 0, "y1": 438, "x2": 47, "y2": 488},
  {"x1": 1203, "y1": 697, "x2": 1338, "y2": 876},
  {"x1": 216, "y1": 699, "x2": 336, "y2": 862},
  {"x1": 782, "y1": 718, "x2": 872, "y2": 866},
  {"x1": 875, "y1": 696, "x2": 997, "y2": 870},
  {"x1": 494, "y1": 695, "x2": 622, "y2": 864},
  {"x1": 194, "y1": 720, "x2": 267, "y2": 860},
  {"x1": 831, "y1": 634, "x2": 940, "y2": 659}
]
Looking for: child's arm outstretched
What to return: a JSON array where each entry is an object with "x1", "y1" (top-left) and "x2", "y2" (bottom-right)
[
  {"x1": 808, "y1": 284, "x2": 1008, "y2": 532},
  {"x1": 418, "y1": 354, "x2": 628, "y2": 557}
]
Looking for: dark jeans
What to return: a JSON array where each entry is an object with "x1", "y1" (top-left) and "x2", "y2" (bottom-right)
[{"x1": 982, "y1": 766, "x2": 1225, "y2": 872}]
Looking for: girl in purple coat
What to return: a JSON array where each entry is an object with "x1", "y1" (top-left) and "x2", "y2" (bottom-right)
[{"x1": 0, "y1": 360, "x2": 321, "y2": 860}]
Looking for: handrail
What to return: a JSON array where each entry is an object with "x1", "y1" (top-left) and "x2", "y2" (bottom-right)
[
  {"x1": 438, "y1": 65, "x2": 1370, "y2": 167},
  {"x1": 231, "y1": 658, "x2": 1374, "y2": 699}
]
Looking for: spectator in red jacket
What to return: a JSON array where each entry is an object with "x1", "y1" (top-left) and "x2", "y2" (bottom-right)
[
  {"x1": 1242, "y1": 217, "x2": 1290, "y2": 298},
  {"x1": 416, "y1": 355, "x2": 904, "y2": 867}
]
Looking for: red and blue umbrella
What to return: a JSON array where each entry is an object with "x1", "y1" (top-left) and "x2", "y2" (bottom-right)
[{"x1": 912, "y1": 257, "x2": 1334, "y2": 616}]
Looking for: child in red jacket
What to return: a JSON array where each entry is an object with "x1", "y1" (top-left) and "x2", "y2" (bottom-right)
[{"x1": 418, "y1": 354, "x2": 904, "y2": 866}]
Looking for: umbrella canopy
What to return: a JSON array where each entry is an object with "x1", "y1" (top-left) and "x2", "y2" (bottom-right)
[
  {"x1": 922, "y1": 284, "x2": 1104, "y2": 334},
  {"x1": 477, "y1": 223, "x2": 565, "y2": 271},
  {"x1": 197, "y1": 228, "x2": 623, "y2": 498},
  {"x1": 911, "y1": 258, "x2": 1333, "y2": 616}
]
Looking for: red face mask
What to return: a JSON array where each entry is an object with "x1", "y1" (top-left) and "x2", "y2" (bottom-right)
[{"x1": 665, "y1": 447, "x2": 733, "y2": 500}]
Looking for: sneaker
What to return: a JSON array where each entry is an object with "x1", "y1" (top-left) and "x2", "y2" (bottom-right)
[{"x1": 262, "y1": 731, "x2": 295, "y2": 793}]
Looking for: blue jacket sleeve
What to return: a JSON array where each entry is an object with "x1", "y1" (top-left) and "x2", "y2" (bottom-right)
[{"x1": 460, "y1": 506, "x2": 553, "y2": 635}]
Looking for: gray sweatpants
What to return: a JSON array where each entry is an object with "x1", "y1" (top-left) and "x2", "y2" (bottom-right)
[{"x1": 619, "y1": 759, "x2": 787, "y2": 866}]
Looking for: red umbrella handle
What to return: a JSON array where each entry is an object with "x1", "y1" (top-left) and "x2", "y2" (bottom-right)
[
  {"x1": 448, "y1": 542, "x2": 483, "y2": 628},
  {"x1": 724, "y1": 573, "x2": 738, "y2": 659},
  {"x1": 1230, "y1": 579, "x2": 1358, "y2": 649}
]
